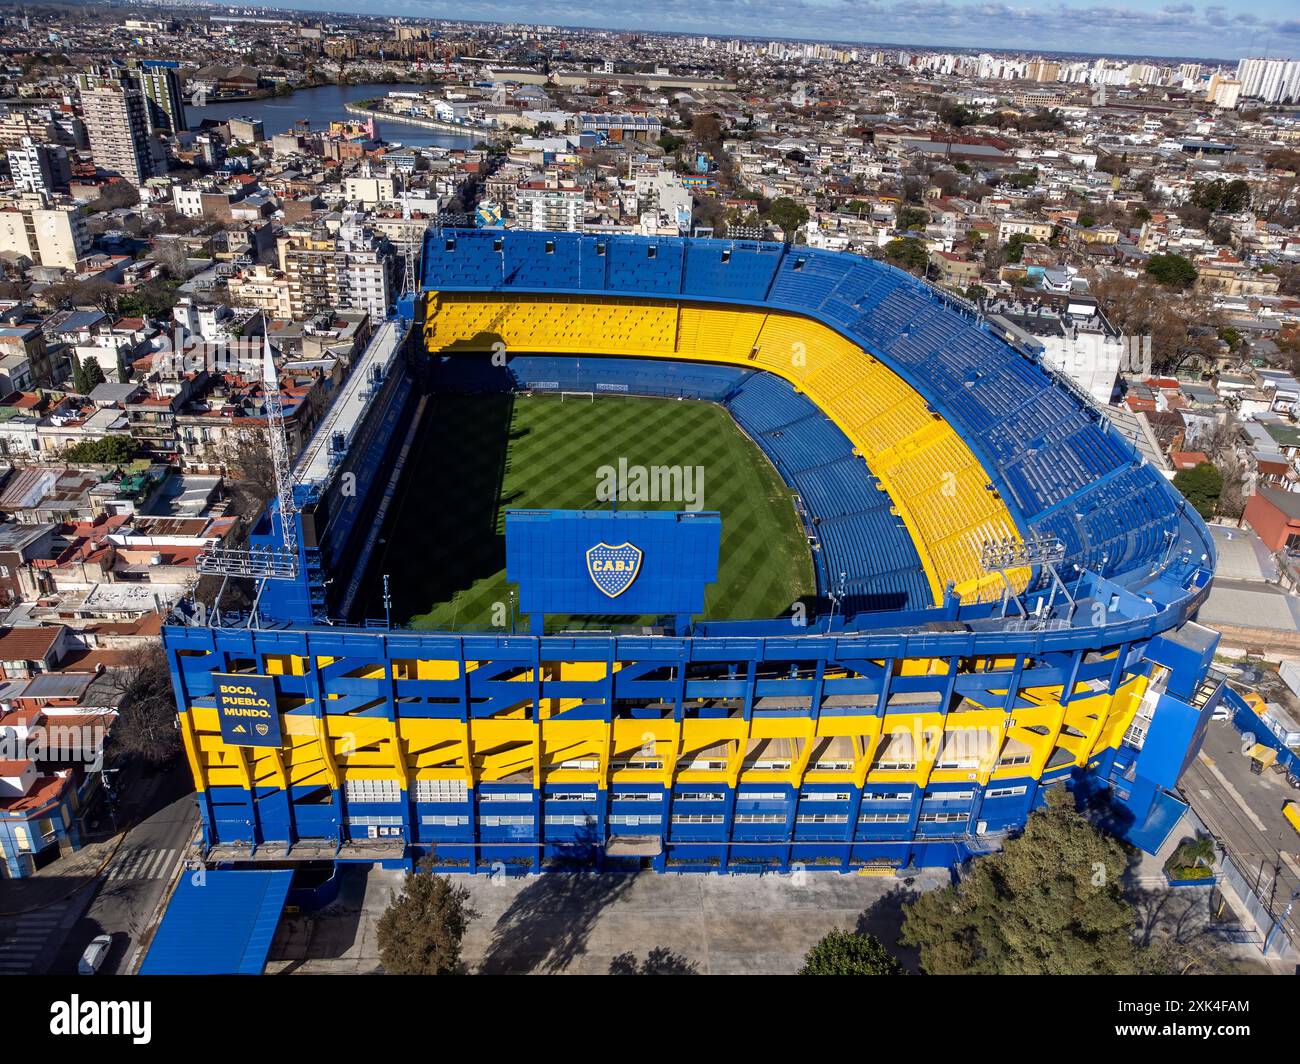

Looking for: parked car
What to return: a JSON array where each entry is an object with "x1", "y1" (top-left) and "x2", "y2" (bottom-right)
[{"x1": 78, "y1": 934, "x2": 113, "y2": 975}]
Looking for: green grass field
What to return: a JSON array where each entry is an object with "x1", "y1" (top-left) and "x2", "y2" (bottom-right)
[{"x1": 370, "y1": 393, "x2": 814, "y2": 631}]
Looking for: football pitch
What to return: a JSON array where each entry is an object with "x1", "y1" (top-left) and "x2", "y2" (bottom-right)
[{"x1": 372, "y1": 392, "x2": 815, "y2": 630}]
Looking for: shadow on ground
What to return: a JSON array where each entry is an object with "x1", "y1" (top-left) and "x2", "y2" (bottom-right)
[
  {"x1": 479, "y1": 870, "x2": 640, "y2": 974},
  {"x1": 854, "y1": 884, "x2": 923, "y2": 973}
]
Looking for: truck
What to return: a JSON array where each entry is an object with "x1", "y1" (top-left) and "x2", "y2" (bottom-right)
[{"x1": 1261, "y1": 701, "x2": 1300, "y2": 749}]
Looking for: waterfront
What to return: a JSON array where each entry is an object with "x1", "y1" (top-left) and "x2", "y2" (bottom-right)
[{"x1": 189, "y1": 82, "x2": 477, "y2": 150}]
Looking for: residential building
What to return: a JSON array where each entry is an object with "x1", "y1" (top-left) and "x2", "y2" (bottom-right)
[
  {"x1": 81, "y1": 85, "x2": 164, "y2": 187},
  {"x1": 0, "y1": 194, "x2": 91, "y2": 271},
  {"x1": 6, "y1": 138, "x2": 72, "y2": 196}
]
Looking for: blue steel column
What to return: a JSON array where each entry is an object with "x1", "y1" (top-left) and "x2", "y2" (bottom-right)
[
  {"x1": 301, "y1": 637, "x2": 344, "y2": 848},
  {"x1": 383, "y1": 636, "x2": 413, "y2": 853}
]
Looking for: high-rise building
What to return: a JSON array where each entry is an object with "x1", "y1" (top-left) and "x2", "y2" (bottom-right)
[
  {"x1": 81, "y1": 84, "x2": 164, "y2": 186},
  {"x1": 134, "y1": 61, "x2": 188, "y2": 134},
  {"x1": 6, "y1": 137, "x2": 72, "y2": 196},
  {"x1": 79, "y1": 61, "x2": 187, "y2": 134},
  {"x1": 1236, "y1": 57, "x2": 1300, "y2": 103}
]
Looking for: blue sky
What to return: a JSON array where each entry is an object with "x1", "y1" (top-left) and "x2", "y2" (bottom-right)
[{"x1": 271, "y1": 1, "x2": 1298, "y2": 61}]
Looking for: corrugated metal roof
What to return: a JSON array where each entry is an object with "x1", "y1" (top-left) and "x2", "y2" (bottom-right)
[
  {"x1": 140, "y1": 869, "x2": 292, "y2": 975},
  {"x1": 20, "y1": 671, "x2": 95, "y2": 699}
]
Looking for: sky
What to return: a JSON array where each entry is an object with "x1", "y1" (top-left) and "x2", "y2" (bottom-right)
[{"x1": 267, "y1": 1, "x2": 1299, "y2": 62}]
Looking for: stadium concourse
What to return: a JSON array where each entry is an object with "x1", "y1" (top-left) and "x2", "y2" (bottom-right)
[{"x1": 161, "y1": 231, "x2": 1221, "y2": 877}]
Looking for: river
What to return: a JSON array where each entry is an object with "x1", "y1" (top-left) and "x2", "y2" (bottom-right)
[{"x1": 188, "y1": 82, "x2": 478, "y2": 150}]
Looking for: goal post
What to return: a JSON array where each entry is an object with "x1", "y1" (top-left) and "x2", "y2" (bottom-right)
[{"x1": 560, "y1": 391, "x2": 596, "y2": 403}]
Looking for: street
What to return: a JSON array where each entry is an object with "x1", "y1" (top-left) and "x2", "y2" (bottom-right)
[
  {"x1": 1181, "y1": 715, "x2": 1300, "y2": 949},
  {"x1": 0, "y1": 760, "x2": 198, "y2": 976}
]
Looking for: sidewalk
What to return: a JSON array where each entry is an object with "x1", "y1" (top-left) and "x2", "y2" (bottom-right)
[{"x1": 0, "y1": 757, "x2": 179, "y2": 915}]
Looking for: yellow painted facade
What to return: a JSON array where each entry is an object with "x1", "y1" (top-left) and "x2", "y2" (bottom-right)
[{"x1": 180, "y1": 652, "x2": 1151, "y2": 799}]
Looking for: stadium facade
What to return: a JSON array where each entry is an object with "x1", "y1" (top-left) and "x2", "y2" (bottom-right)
[{"x1": 162, "y1": 231, "x2": 1222, "y2": 875}]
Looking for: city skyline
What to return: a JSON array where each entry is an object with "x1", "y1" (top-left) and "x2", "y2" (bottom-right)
[{"x1": 252, "y1": 0, "x2": 1299, "y2": 62}]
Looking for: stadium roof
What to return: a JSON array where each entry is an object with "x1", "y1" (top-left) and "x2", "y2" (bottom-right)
[{"x1": 140, "y1": 869, "x2": 291, "y2": 976}]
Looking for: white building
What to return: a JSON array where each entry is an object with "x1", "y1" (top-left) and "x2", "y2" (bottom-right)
[
  {"x1": 6, "y1": 138, "x2": 71, "y2": 196},
  {"x1": 514, "y1": 181, "x2": 585, "y2": 232},
  {"x1": 0, "y1": 194, "x2": 91, "y2": 270}
]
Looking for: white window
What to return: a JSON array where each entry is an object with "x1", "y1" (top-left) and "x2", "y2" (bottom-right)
[
  {"x1": 611, "y1": 791, "x2": 660, "y2": 802},
  {"x1": 609, "y1": 814, "x2": 659, "y2": 826},
  {"x1": 800, "y1": 792, "x2": 852, "y2": 802},
  {"x1": 859, "y1": 812, "x2": 908, "y2": 824},
  {"x1": 479, "y1": 792, "x2": 530, "y2": 803},
  {"x1": 671, "y1": 814, "x2": 724, "y2": 825},
  {"x1": 862, "y1": 791, "x2": 911, "y2": 801},
  {"x1": 481, "y1": 815, "x2": 533, "y2": 827},
  {"x1": 737, "y1": 791, "x2": 785, "y2": 801},
  {"x1": 559, "y1": 758, "x2": 599, "y2": 770},
  {"x1": 343, "y1": 778, "x2": 400, "y2": 803},
  {"x1": 986, "y1": 785, "x2": 1028, "y2": 799},
  {"x1": 414, "y1": 780, "x2": 466, "y2": 803},
  {"x1": 676, "y1": 791, "x2": 725, "y2": 802},
  {"x1": 546, "y1": 792, "x2": 595, "y2": 803},
  {"x1": 918, "y1": 811, "x2": 968, "y2": 824},
  {"x1": 735, "y1": 814, "x2": 784, "y2": 824},
  {"x1": 544, "y1": 815, "x2": 594, "y2": 827},
  {"x1": 929, "y1": 790, "x2": 974, "y2": 802},
  {"x1": 348, "y1": 815, "x2": 402, "y2": 827},
  {"x1": 421, "y1": 815, "x2": 468, "y2": 826},
  {"x1": 796, "y1": 814, "x2": 847, "y2": 825}
]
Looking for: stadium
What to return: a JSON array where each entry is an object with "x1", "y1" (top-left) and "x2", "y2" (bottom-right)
[{"x1": 161, "y1": 230, "x2": 1222, "y2": 876}]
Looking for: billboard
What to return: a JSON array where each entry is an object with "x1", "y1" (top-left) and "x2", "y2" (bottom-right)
[
  {"x1": 505, "y1": 509, "x2": 721, "y2": 618},
  {"x1": 213, "y1": 673, "x2": 282, "y2": 748}
]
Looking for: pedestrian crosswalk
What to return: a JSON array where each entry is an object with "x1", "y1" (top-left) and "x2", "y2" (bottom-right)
[
  {"x1": 106, "y1": 847, "x2": 178, "y2": 884},
  {"x1": 0, "y1": 902, "x2": 69, "y2": 974}
]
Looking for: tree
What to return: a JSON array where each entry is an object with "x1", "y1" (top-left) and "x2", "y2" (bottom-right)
[
  {"x1": 72, "y1": 357, "x2": 107, "y2": 396},
  {"x1": 1145, "y1": 252, "x2": 1197, "y2": 289},
  {"x1": 896, "y1": 206, "x2": 928, "y2": 232},
  {"x1": 899, "y1": 789, "x2": 1141, "y2": 974},
  {"x1": 64, "y1": 434, "x2": 138, "y2": 464},
  {"x1": 1089, "y1": 271, "x2": 1220, "y2": 375},
  {"x1": 116, "y1": 280, "x2": 181, "y2": 319},
  {"x1": 88, "y1": 181, "x2": 140, "y2": 212},
  {"x1": 799, "y1": 930, "x2": 905, "y2": 975},
  {"x1": 883, "y1": 237, "x2": 928, "y2": 274},
  {"x1": 767, "y1": 196, "x2": 809, "y2": 237},
  {"x1": 106, "y1": 643, "x2": 183, "y2": 766},
  {"x1": 376, "y1": 861, "x2": 478, "y2": 975},
  {"x1": 1005, "y1": 232, "x2": 1031, "y2": 263},
  {"x1": 1190, "y1": 178, "x2": 1250, "y2": 214},
  {"x1": 1172, "y1": 461, "x2": 1223, "y2": 520}
]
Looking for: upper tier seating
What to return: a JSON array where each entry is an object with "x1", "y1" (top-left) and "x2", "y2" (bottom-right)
[{"x1": 423, "y1": 232, "x2": 1193, "y2": 590}]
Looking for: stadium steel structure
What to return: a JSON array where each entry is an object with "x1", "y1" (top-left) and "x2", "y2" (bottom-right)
[{"x1": 162, "y1": 231, "x2": 1222, "y2": 875}]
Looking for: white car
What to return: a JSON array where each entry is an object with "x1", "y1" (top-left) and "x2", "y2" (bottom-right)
[{"x1": 78, "y1": 934, "x2": 113, "y2": 976}]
